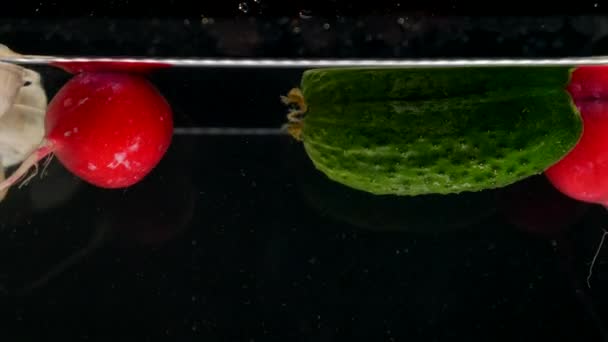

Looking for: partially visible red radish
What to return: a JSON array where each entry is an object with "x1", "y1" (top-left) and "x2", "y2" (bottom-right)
[
  {"x1": 0, "y1": 71, "x2": 173, "y2": 192},
  {"x1": 545, "y1": 66, "x2": 608, "y2": 206},
  {"x1": 545, "y1": 65, "x2": 608, "y2": 288}
]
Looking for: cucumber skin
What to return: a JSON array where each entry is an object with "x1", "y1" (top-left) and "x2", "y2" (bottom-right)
[{"x1": 298, "y1": 67, "x2": 583, "y2": 196}]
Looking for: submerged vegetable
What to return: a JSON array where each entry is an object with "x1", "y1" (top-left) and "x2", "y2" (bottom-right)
[
  {"x1": 0, "y1": 45, "x2": 48, "y2": 201},
  {"x1": 283, "y1": 67, "x2": 583, "y2": 196},
  {"x1": 0, "y1": 62, "x2": 26, "y2": 119},
  {"x1": 542, "y1": 66, "x2": 608, "y2": 289},
  {"x1": 546, "y1": 66, "x2": 608, "y2": 206},
  {"x1": 0, "y1": 71, "x2": 173, "y2": 194}
]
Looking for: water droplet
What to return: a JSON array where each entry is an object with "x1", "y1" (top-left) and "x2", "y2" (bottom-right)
[
  {"x1": 299, "y1": 9, "x2": 313, "y2": 19},
  {"x1": 322, "y1": 23, "x2": 330, "y2": 30},
  {"x1": 254, "y1": 0, "x2": 261, "y2": 3},
  {"x1": 397, "y1": 17, "x2": 405, "y2": 25},
  {"x1": 238, "y1": 2, "x2": 249, "y2": 13}
]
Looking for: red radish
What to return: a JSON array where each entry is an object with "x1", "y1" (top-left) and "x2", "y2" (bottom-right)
[
  {"x1": 50, "y1": 61, "x2": 172, "y2": 75},
  {"x1": 546, "y1": 66, "x2": 608, "y2": 206},
  {"x1": 545, "y1": 65, "x2": 608, "y2": 288},
  {"x1": 0, "y1": 71, "x2": 173, "y2": 192}
]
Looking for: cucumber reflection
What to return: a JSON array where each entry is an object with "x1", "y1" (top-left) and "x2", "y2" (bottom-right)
[{"x1": 287, "y1": 142, "x2": 498, "y2": 233}]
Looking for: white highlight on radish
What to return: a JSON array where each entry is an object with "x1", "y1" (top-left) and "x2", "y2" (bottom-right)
[{"x1": 107, "y1": 151, "x2": 131, "y2": 170}]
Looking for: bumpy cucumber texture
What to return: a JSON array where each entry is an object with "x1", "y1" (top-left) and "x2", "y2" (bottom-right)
[{"x1": 283, "y1": 67, "x2": 582, "y2": 196}]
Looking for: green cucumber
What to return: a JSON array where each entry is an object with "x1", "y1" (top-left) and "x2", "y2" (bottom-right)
[{"x1": 282, "y1": 66, "x2": 583, "y2": 196}]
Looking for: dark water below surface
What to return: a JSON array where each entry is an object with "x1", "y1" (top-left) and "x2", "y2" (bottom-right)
[{"x1": 0, "y1": 132, "x2": 606, "y2": 341}]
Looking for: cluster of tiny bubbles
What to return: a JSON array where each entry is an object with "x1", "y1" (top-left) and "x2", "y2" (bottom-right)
[
  {"x1": 238, "y1": 0, "x2": 262, "y2": 14},
  {"x1": 238, "y1": 2, "x2": 249, "y2": 13}
]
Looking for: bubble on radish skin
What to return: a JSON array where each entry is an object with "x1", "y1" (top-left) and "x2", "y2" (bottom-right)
[
  {"x1": 128, "y1": 141, "x2": 140, "y2": 152},
  {"x1": 107, "y1": 152, "x2": 130, "y2": 169},
  {"x1": 62, "y1": 127, "x2": 79, "y2": 138}
]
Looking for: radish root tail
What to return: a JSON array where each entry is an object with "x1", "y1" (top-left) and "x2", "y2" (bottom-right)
[
  {"x1": 0, "y1": 141, "x2": 53, "y2": 194},
  {"x1": 17, "y1": 162, "x2": 38, "y2": 188},
  {"x1": 587, "y1": 227, "x2": 608, "y2": 288},
  {"x1": 40, "y1": 153, "x2": 54, "y2": 179}
]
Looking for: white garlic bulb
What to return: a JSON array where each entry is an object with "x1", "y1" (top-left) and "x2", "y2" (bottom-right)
[
  {"x1": 0, "y1": 45, "x2": 47, "y2": 201},
  {"x1": 0, "y1": 61, "x2": 26, "y2": 119}
]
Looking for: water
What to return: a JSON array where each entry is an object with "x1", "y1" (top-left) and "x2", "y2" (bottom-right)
[{"x1": 1, "y1": 15, "x2": 608, "y2": 341}]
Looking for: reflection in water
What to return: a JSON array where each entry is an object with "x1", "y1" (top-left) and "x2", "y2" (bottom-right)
[
  {"x1": 287, "y1": 141, "x2": 498, "y2": 233},
  {"x1": 99, "y1": 171, "x2": 196, "y2": 248},
  {"x1": 14, "y1": 159, "x2": 196, "y2": 295},
  {"x1": 497, "y1": 175, "x2": 608, "y2": 338},
  {"x1": 496, "y1": 175, "x2": 590, "y2": 239},
  {"x1": 275, "y1": 136, "x2": 608, "y2": 338},
  {"x1": 28, "y1": 157, "x2": 83, "y2": 211}
]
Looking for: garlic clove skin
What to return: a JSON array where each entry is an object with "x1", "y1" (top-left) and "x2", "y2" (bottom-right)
[
  {"x1": 0, "y1": 43, "x2": 23, "y2": 57},
  {"x1": 0, "y1": 44, "x2": 47, "y2": 203},
  {"x1": 15, "y1": 68, "x2": 47, "y2": 111},
  {"x1": 0, "y1": 44, "x2": 28, "y2": 119},
  {"x1": 0, "y1": 45, "x2": 47, "y2": 168},
  {"x1": 0, "y1": 61, "x2": 25, "y2": 119},
  {"x1": 0, "y1": 67, "x2": 46, "y2": 169}
]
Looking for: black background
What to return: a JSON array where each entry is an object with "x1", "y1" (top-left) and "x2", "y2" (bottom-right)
[
  {"x1": 1, "y1": 2, "x2": 608, "y2": 341},
  {"x1": 4, "y1": 0, "x2": 608, "y2": 17}
]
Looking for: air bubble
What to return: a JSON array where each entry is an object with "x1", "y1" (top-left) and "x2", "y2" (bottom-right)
[
  {"x1": 201, "y1": 16, "x2": 214, "y2": 25},
  {"x1": 238, "y1": 2, "x2": 249, "y2": 13}
]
